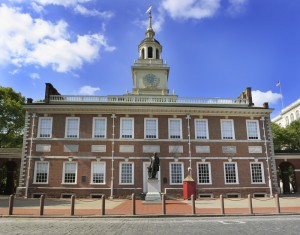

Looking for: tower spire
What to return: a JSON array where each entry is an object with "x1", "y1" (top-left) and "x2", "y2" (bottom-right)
[{"x1": 145, "y1": 5, "x2": 155, "y2": 38}]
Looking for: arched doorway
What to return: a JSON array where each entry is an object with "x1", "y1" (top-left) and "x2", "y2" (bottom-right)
[
  {"x1": 278, "y1": 162, "x2": 296, "y2": 194},
  {"x1": 0, "y1": 161, "x2": 19, "y2": 195}
]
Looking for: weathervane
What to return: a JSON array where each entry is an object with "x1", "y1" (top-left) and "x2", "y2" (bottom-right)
[{"x1": 146, "y1": 5, "x2": 152, "y2": 29}]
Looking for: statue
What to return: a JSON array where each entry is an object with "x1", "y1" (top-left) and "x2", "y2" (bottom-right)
[{"x1": 148, "y1": 152, "x2": 159, "y2": 179}]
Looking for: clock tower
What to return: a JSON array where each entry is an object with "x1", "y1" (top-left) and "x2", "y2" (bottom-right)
[{"x1": 131, "y1": 7, "x2": 170, "y2": 96}]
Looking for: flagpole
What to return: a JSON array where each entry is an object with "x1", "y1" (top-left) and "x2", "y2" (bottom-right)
[{"x1": 277, "y1": 81, "x2": 284, "y2": 111}]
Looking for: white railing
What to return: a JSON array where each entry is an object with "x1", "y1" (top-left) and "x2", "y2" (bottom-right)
[{"x1": 49, "y1": 95, "x2": 248, "y2": 105}]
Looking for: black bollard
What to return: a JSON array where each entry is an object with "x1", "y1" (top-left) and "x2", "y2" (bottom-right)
[
  {"x1": 8, "y1": 194, "x2": 14, "y2": 216},
  {"x1": 101, "y1": 195, "x2": 106, "y2": 216},
  {"x1": 70, "y1": 195, "x2": 75, "y2": 216},
  {"x1": 248, "y1": 194, "x2": 253, "y2": 215},
  {"x1": 220, "y1": 194, "x2": 225, "y2": 215},
  {"x1": 162, "y1": 194, "x2": 166, "y2": 215},
  {"x1": 132, "y1": 193, "x2": 136, "y2": 215},
  {"x1": 191, "y1": 194, "x2": 196, "y2": 215},
  {"x1": 40, "y1": 194, "x2": 45, "y2": 216}
]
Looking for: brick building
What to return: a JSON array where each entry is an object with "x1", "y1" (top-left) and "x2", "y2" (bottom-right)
[{"x1": 17, "y1": 12, "x2": 279, "y2": 198}]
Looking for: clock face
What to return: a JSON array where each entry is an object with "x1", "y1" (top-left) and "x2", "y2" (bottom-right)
[{"x1": 143, "y1": 74, "x2": 160, "y2": 88}]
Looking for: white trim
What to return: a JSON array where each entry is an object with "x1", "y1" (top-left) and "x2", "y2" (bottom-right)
[
  {"x1": 250, "y1": 162, "x2": 265, "y2": 184},
  {"x1": 169, "y1": 162, "x2": 184, "y2": 185},
  {"x1": 65, "y1": 117, "x2": 80, "y2": 138},
  {"x1": 194, "y1": 119, "x2": 209, "y2": 140},
  {"x1": 168, "y1": 118, "x2": 182, "y2": 139},
  {"x1": 120, "y1": 117, "x2": 134, "y2": 139},
  {"x1": 92, "y1": 117, "x2": 107, "y2": 139},
  {"x1": 144, "y1": 118, "x2": 158, "y2": 139},
  {"x1": 246, "y1": 120, "x2": 261, "y2": 140},
  {"x1": 197, "y1": 162, "x2": 212, "y2": 185},
  {"x1": 90, "y1": 161, "x2": 106, "y2": 184},
  {"x1": 220, "y1": 119, "x2": 235, "y2": 140},
  {"x1": 119, "y1": 162, "x2": 134, "y2": 185},
  {"x1": 33, "y1": 161, "x2": 49, "y2": 184},
  {"x1": 62, "y1": 161, "x2": 78, "y2": 184},
  {"x1": 37, "y1": 117, "x2": 53, "y2": 138},
  {"x1": 224, "y1": 162, "x2": 239, "y2": 184}
]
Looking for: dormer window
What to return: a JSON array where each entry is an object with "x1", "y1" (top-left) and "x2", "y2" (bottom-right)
[{"x1": 148, "y1": 46, "x2": 153, "y2": 58}]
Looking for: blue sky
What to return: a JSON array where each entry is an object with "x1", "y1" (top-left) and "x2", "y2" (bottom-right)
[{"x1": 0, "y1": 0, "x2": 299, "y2": 118}]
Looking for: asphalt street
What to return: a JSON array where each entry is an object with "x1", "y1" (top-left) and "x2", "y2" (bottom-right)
[{"x1": 1, "y1": 215, "x2": 300, "y2": 235}]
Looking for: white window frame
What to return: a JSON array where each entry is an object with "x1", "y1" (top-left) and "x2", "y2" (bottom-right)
[
  {"x1": 92, "y1": 117, "x2": 107, "y2": 139},
  {"x1": 33, "y1": 161, "x2": 49, "y2": 184},
  {"x1": 224, "y1": 162, "x2": 239, "y2": 184},
  {"x1": 197, "y1": 162, "x2": 212, "y2": 185},
  {"x1": 62, "y1": 162, "x2": 78, "y2": 184},
  {"x1": 37, "y1": 117, "x2": 53, "y2": 138},
  {"x1": 144, "y1": 118, "x2": 158, "y2": 139},
  {"x1": 250, "y1": 162, "x2": 265, "y2": 184},
  {"x1": 169, "y1": 162, "x2": 184, "y2": 185},
  {"x1": 120, "y1": 118, "x2": 134, "y2": 139},
  {"x1": 246, "y1": 120, "x2": 261, "y2": 140},
  {"x1": 285, "y1": 116, "x2": 289, "y2": 126},
  {"x1": 221, "y1": 119, "x2": 235, "y2": 140},
  {"x1": 168, "y1": 118, "x2": 182, "y2": 139},
  {"x1": 90, "y1": 162, "x2": 106, "y2": 184},
  {"x1": 296, "y1": 110, "x2": 300, "y2": 120},
  {"x1": 291, "y1": 113, "x2": 294, "y2": 122},
  {"x1": 119, "y1": 162, "x2": 134, "y2": 185},
  {"x1": 65, "y1": 117, "x2": 80, "y2": 138},
  {"x1": 195, "y1": 119, "x2": 209, "y2": 139}
]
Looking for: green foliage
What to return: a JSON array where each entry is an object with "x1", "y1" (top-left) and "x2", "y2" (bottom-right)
[
  {"x1": 0, "y1": 86, "x2": 25, "y2": 148},
  {"x1": 272, "y1": 120, "x2": 300, "y2": 150}
]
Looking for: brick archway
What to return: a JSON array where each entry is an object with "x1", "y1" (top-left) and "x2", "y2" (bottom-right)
[
  {"x1": 0, "y1": 161, "x2": 19, "y2": 195},
  {"x1": 279, "y1": 162, "x2": 296, "y2": 194}
]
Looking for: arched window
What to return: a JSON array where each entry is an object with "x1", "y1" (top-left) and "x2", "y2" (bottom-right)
[
  {"x1": 296, "y1": 110, "x2": 300, "y2": 120},
  {"x1": 141, "y1": 48, "x2": 145, "y2": 59},
  {"x1": 291, "y1": 113, "x2": 294, "y2": 122},
  {"x1": 285, "y1": 116, "x2": 289, "y2": 126},
  {"x1": 156, "y1": 49, "x2": 160, "y2": 59},
  {"x1": 148, "y1": 46, "x2": 153, "y2": 58}
]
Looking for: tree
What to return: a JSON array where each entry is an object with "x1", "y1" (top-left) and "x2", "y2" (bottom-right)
[
  {"x1": 0, "y1": 86, "x2": 25, "y2": 148},
  {"x1": 272, "y1": 120, "x2": 300, "y2": 150}
]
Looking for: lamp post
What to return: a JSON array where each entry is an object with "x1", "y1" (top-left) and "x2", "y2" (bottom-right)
[
  {"x1": 110, "y1": 114, "x2": 116, "y2": 199},
  {"x1": 260, "y1": 116, "x2": 273, "y2": 197}
]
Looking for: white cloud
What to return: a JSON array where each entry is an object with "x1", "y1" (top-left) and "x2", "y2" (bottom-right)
[
  {"x1": 0, "y1": 4, "x2": 115, "y2": 73},
  {"x1": 33, "y1": 0, "x2": 91, "y2": 8},
  {"x1": 30, "y1": 73, "x2": 40, "y2": 79},
  {"x1": 252, "y1": 90, "x2": 282, "y2": 107},
  {"x1": 227, "y1": 0, "x2": 248, "y2": 16},
  {"x1": 161, "y1": 0, "x2": 221, "y2": 20},
  {"x1": 79, "y1": 85, "x2": 100, "y2": 95},
  {"x1": 74, "y1": 4, "x2": 114, "y2": 18},
  {"x1": 31, "y1": 2, "x2": 44, "y2": 13}
]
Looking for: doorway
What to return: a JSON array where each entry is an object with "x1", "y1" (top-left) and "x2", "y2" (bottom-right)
[
  {"x1": 0, "y1": 161, "x2": 19, "y2": 195},
  {"x1": 278, "y1": 162, "x2": 296, "y2": 194}
]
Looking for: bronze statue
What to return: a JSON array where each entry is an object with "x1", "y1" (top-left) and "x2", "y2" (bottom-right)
[{"x1": 148, "y1": 152, "x2": 160, "y2": 179}]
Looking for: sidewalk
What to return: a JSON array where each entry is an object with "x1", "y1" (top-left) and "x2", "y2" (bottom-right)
[{"x1": 1, "y1": 196, "x2": 300, "y2": 217}]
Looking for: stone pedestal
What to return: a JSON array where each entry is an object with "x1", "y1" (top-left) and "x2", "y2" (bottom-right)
[{"x1": 145, "y1": 178, "x2": 161, "y2": 201}]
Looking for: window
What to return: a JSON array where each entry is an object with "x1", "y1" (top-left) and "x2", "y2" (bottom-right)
[
  {"x1": 120, "y1": 162, "x2": 134, "y2": 184},
  {"x1": 65, "y1": 117, "x2": 80, "y2": 138},
  {"x1": 145, "y1": 118, "x2": 158, "y2": 139},
  {"x1": 148, "y1": 46, "x2": 153, "y2": 58},
  {"x1": 246, "y1": 120, "x2": 260, "y2": 140},
  {"x1": 169, "y1": 119, "x2": 182, "y2": 139},
  {"x1": 120, "y1": 118, "x2": 134, "y2": 139},
  {"x1": 170, "y1": 163, "x2": 183, "y2": 184},
  {"x1": 156, "y1": 49, "x2": 159, "y2": 59},
  {"x1": 285, "y1": 116, "x2": 289, "y2": 126},
  {"x1": 250, "y1": 162, "x2": 265, "y2": 184},
  {"x1": 291, "y1": 113, "x2": 294, "y2": 122},
  {"x1": 33, "y1": 162, "x2": 49, "y2": 184},
  {"x1": 38, "y1": 117, "x2": 52, "y2": 138},
  {"x1": 93, "y1": 117, "x2": 107, "y2": 138},
  {"x1": 224, "y1": 162, "x2": 238, "y2": 184},
  {"x1": 63, "y1": 162, "x2": 77, "y2": 184},
  {"x1": 221, "y1": 119, "x2": 235, "y2": 139},
  {"x1": 91, "y1": 162, "x2": 105, "y2": 184},
  {"x1": 296, "y1": 110, "x2": 300, "y2": 120},
  {"x1": 197, "y1": 163, "x2": 211, "y2": 184},
  {"x1": 195, "y1": 119, "x2": 209, "y2": 139}
]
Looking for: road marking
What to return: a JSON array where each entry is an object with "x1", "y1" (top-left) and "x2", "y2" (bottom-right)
[{"x1": 219, "y1": 220, "x2": 246, "y2": 225}]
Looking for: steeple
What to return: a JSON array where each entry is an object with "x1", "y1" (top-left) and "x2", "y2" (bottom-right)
[{"x1": 130, "y1": 6, "x2": 170, "y2": 96}]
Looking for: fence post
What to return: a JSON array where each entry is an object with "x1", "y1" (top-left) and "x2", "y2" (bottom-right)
[
  {"x1": 132, "y1": 193, "x2": 136, "y2": 215},
  {"x1": 40, "y1": 194, "x2": 45, "y2": 216},
  {"x1": 70, "y1": 195, "x2": 75, "y2": 216},
  {"x1": 8, "y1": 194, "x2": 14, "y2": 216},
  {"x1": 191, "y1": 194, "x2": 196, "y2": 215},
  {"x1": 162, "y1": 194, "x2": 166, "y2": 215},
  {"x1": 275, "y1": 194, "x2": 280, "y2": 214},
  {"x1": 101, "y1": 195, "x2": 106, "y2": 216},
  {"x1": 220, "y1": 194, "x2": 225, "y2": 215},
  {"x1": 248, "y1": 194, "x2": 253, "y2": 215}
]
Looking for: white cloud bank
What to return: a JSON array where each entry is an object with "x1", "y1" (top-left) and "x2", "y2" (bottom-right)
[
  {"x1": 0, "y1": 4, "x2": 115, "y2": 73},
  {"x1": 252, "y1": 90, "x2": 282, "y2": 107},
  {"x1": 79, "y1": 85, "x2": 100, "y2": 95}
]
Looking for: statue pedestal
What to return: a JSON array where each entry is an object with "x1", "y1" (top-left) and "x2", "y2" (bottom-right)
[{"x1": 145, "y1": 178, "x2": 161, "y2": 202}]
